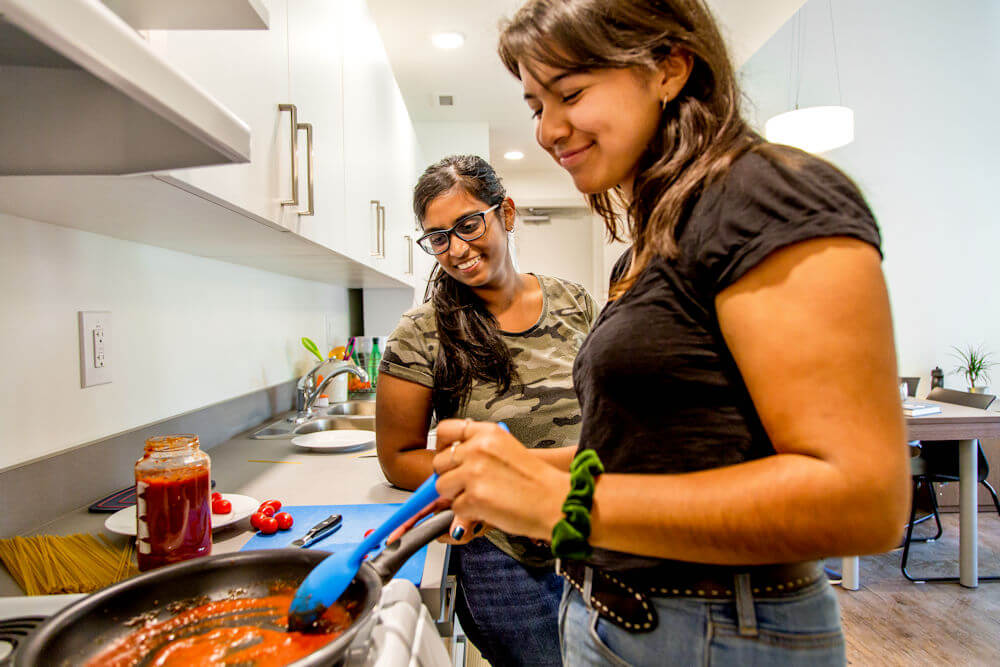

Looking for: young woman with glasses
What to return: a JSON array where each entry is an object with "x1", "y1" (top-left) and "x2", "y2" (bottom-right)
[
  {"x1": 417, "y1": 1, "x2": 911, "y2": 665},
  {"x1": 375, "y1": 154, "x2": 598, "y2": 666}
]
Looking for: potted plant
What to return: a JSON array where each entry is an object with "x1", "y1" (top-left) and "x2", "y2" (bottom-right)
[{"x1": 950, "y1": 344, "x2": 997, "y2": 393}]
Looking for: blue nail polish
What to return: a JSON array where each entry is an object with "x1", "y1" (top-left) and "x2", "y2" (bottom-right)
[{"x1": 451, "y1": 525, "x2": 465, "y2": 540}]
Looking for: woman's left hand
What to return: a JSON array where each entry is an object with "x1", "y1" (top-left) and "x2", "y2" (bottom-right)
[
  {"x1": 433, "y1": 419, "x2": 569, "y2": 541},
  {"x1": 385, "y1": 497, "x2": 489, "y2": 545}
]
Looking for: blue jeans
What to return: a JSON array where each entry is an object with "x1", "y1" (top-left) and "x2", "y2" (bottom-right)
[
  {"x1": 560, "y1": 577, "x2": 845, "y2": 666},
  {"x1": 454, "y1": 537, "x2": 563, "y2": 666}
]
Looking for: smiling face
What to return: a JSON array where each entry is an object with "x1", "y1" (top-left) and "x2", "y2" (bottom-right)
[
  {"x1": 421, "y1": 187, "x2": 513, "y2": 288},
  {"x1": 520, "y1": 53, "x2": 693, "y2": 198},
  {"x1": 521, "y1": 62, "x2": 663, "y2": 196}
]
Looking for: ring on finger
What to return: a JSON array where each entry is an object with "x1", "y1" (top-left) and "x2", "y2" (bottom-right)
[{"x1": 449, "y1": 440, "x2": 462, "y2": 467}]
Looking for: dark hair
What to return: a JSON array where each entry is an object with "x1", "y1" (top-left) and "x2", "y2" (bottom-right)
[
  {"x1": 413, "y1": 155, "x2": 519, "y2": 420},
  {"x1": 499, "y1": 0, "x2": 759, "y2": 298}
]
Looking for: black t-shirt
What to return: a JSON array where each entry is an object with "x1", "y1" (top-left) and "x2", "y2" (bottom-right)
[{"x1": 573, "y1": 145, "x2": 881, "y2": 570}]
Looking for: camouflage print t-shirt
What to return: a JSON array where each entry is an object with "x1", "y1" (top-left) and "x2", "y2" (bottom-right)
[{"x1": 379, "y1": 274, "x2": 597, "y2": 566}]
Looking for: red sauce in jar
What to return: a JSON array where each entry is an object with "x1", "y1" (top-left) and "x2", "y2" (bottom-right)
[
  {"x1": 85, "y1": 589, "x2": 355, "y2": 667},
  {"x1": 136, "y1": 467, "x2": 211, "y2": 571}
]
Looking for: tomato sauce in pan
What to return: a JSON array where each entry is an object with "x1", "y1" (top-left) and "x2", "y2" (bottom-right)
[{"x1": 85, "y1": 587, "x2": 358, "y2": 667}]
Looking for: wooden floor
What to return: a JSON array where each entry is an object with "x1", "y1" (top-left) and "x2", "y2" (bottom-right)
[{"x1": 833, "y1": 511, "x2": 1000, "y2": 666}]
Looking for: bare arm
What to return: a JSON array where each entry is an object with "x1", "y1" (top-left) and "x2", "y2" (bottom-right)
[
  {"x1": 375, "y1": 374, "x2": 435, "y2": 490},
  {"x1": 532, "y1": 445, "x2": 578, "y2": 469},
  {"x1": 435, "y1": 238, "x2": 911, "y2": 563}
]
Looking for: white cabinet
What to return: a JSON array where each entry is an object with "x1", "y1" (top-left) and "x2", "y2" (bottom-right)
[
  {"x1": 68, "y1": 0, "x2": 424, "y2": 288},
  {"x1": 342, "y1": 0, "x2": 386, "y2": 267},
  {"x1": 0, "y1": 0, "x2": 251, "y2": 175},
  {"x1": 286, "y1": 0, "x2": 346, "y2": 250},
  {"x1": 380, "y1": 78, "x2": 422, "y2": 283},
  {"x1": 144, "y1": 0, "x2": 295, "y2": 228},
  {"x1": 341, "y1": 0, "x2": 424, "y2": 287}
]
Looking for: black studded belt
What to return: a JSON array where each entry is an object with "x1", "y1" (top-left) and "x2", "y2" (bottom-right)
[{"x1": 556, "y1": 558, "x2": 824, "y2": 633}]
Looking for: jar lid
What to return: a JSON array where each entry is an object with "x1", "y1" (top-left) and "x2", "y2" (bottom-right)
[{"x1": 144, "y1": 434, "x2": 200, "y2": 452}]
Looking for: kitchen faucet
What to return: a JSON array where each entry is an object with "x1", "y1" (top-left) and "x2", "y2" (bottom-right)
[{"x1": 291, "y1": 360, "x2": 369, "y2": 423}]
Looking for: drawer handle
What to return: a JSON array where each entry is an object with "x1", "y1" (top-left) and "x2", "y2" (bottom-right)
[
  {"x1": 297, "y1": 122, "x2": 314, "y2": 216},
  {"x1": 278, "y1": 104, "x2": 298, "y2": 207},
  {"x1": 370, "y1": 201, "x2": 385, "y2": 258}
]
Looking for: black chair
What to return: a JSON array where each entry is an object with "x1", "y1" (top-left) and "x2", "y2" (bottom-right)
[{"x1": 900, "y1": 387, "x2": 1000, "y2": 582}]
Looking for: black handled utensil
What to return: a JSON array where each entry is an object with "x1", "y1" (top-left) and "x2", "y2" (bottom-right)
[{"x1": 290, "y1": 514, "x2": 343, "y2": 548}]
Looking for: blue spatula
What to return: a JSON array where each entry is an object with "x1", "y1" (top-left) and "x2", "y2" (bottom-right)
[
  {"x1": 287, "y1": 423, "x2": 509, "y2": 631},
  {"x1": 285, "y1": 472, "x2": 438, "y2": 631}
]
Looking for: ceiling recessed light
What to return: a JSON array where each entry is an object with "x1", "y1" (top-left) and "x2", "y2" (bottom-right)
[
  {"x1": 504, "y1": 150, "x2": 525, "y2": 160},
  {"x1": 431, "y1": 32, "x2": 464, "y2": 49}
]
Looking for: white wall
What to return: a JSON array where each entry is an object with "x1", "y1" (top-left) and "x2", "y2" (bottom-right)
[
  {"x1": 499, "y1": 168, "x2": 583, "y2": 208},
  {"x1": 414, "y1": 121, "x2": 491, "y2": 164},
  {"x1": 740, "y1": 0, "x2": 1000, "y2": 391},
  {"x1": 515, "y1": 212, "x2": 596, "y2": 299},
  {"x1": 363, "y1": 288, "x2": 417, "y2": 340},
  {"x1": 0, "y1": 213, "x2": 350, "y2": 471}
]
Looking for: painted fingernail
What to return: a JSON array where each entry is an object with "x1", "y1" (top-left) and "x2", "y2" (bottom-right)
[
  {"x1": 472, "y1": 522, "x2": 484, "y2": 534},
  {"x1": 450, "y1": 526, "x2": 465, "y2": 540}
]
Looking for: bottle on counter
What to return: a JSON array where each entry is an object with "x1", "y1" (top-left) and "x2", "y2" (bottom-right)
[
  {"x1": 369, "y1": 337, "x2": 382, "y2": 389},
  {"x1": 135, "y1": 434, "x2": 212, "y2": 572}
]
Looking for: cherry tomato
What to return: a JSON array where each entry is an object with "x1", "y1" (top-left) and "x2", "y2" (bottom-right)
[
  {"x1": 212, "y1": 499, "x2": 232, "y2": 514},
  {"x1": 258, "y1": 516, "x2": 279, "y2": 535},
  {"x1": 211, "y1": 492, "x2": 222, "y2": 502},
  {"x1": 250, "y1": 511, "x2": 268, "y2": 530},
  {"x1": 275, "y1": 512, "x2": 294, "y2": 530},
  {"x1": 258, "y1": 504, "x2": 275, "y2": 517},
  {"x1": 261, "y1": 499, "x2": 282, "y2": 512}
]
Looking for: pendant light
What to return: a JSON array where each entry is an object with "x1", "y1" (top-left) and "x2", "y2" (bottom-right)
[{"x1": 765, "y1": 1, "x2": 854, "y2": 153}]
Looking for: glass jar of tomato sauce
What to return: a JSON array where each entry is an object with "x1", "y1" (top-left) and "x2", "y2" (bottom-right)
[{"x1": 135, "y1": 435, "x2": 211, "y2": 571}]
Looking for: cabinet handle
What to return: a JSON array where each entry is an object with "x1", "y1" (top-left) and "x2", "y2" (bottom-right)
[
  {"x1": 404, "y1": 235, "x2": 413, "y2": 274},
  {"x1": 297, "y1": 122, "x2": 314, "y2": 216},
  {"x1": 379, "y1": 204, "x2": 387, "y2": 258},
  {"x1": 369, "y1": 200, "x2": 383, "y2": 257},
  {"x1": 278, "y1": 104, "x2": 298, "y2": 207}
]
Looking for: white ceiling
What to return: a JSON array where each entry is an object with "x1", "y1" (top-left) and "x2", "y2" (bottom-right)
[{"x1": 368, "y1": 0, "x2": 807, "y2": 177}]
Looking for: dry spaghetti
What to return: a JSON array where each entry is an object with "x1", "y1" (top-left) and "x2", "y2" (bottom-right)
[{"x1": 0, "y1": 534, "x2": 138, "y2": 595}]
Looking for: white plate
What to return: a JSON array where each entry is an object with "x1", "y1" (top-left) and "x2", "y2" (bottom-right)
[
  {"x1": 103, "y1": 493, "x2": 260, "y2": 536},
  {"x1": 290, "y1": 429, "x2": 375, "y2": 452}
]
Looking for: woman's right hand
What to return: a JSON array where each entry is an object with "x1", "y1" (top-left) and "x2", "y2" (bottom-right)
[{"x1": 432, "y1": 419, "x2": 569, "y2": 542}]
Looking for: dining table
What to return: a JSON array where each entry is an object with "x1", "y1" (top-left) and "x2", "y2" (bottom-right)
[{"x1": 840, "y1": 397, "x2": 1000, "y2": 590}]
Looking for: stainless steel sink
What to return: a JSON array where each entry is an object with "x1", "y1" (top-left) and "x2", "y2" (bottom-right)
[
  {"x1": 292, "y1": 416, "x2": 373, "y2": 434},
  {"x1": 250, "y1": 401, "x2": 375, "y2": 439},
  {"x1": 321, "y1": 400, "x2": 376, "y2": 416}
]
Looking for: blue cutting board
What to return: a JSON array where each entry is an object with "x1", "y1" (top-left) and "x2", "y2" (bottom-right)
[{"x1": 239, "y1": 504, "x2": 427, "y2": 586}]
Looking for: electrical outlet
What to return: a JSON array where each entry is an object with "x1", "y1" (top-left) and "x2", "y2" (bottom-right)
[{"x1": 79, "y1": 311, "x2": 112, "y2": 387}]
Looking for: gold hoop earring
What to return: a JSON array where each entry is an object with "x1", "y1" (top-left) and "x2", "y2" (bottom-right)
[{"x1": 661, "y1": 95, "x2": 670, "y2": 110}]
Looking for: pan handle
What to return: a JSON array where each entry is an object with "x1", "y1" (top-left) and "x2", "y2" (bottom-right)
[{"x1": 368, "y1": 510, "x2": 454, "y2": 584}]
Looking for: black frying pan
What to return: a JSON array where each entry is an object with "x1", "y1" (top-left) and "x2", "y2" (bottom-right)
[{"x1": 12, "y1": 511, "x2": 453, "y2": 666}]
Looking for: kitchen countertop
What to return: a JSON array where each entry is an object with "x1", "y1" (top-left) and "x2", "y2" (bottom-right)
[{"x1": 0, "y1": 413, "x2": 450, "y2": 619}]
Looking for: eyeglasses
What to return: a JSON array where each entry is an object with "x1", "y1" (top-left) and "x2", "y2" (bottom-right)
[{"x1": 416, "y1": 204, "x2": 500, "y2": 255}]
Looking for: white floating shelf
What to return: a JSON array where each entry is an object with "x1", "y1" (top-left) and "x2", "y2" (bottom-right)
[
  {"x1": 0, "y1": 0, "x2": 252, "y2": 175},
  {"x1": 0, "y1": 174, "x2": 412, "y2": 289},
  {"x1": 100, "y1": 0, "x2": 269, "y2": 30}
]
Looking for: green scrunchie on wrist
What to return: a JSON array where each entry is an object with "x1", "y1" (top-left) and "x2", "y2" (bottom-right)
[{"x1": 551, "y1": 449, "x2": 604, "y2": 560}]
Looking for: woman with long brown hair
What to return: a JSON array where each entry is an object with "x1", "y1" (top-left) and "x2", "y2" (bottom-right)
[
  {"x1": 422, "y1": 1, "x2": 910, "y2": 664},
  {"x1": 376, "y1": 154, "x2": 597, "y2": 665}
]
